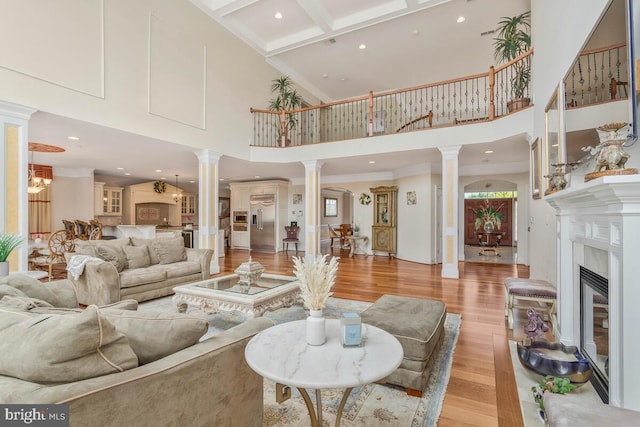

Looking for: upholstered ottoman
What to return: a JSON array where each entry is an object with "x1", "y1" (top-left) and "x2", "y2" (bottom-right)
[{"x1": 360, "y1": 295, "x2": 446, "y2": 396}]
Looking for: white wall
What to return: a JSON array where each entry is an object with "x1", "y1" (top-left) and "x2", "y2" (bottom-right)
[
  {"x1": 50, "y1": 169, "x2": 94, "y2": 233},
  {"x1": 0, "y1": 0, "x2": 318, "y2": 159},
  {"x1": 528, "y1": 0, "x2": 612, "y2": 282},
  {"x1": 396, "y1": 173, "x2": 434, "y2": 264}
]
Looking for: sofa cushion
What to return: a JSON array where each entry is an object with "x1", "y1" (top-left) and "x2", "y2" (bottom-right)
[
  {"x1": 74, "y1": 244, "x2": 98, "y2": 258},
  {"x1": 96, "y1": 244, "x2": 127, "y2": 272},
  {"x1": 119, "y1": 268, "x2": 166, "y2": 288},
  {"x1": 95, "y1": 309, "x2": 208, "y2": 364},
  {"x1": 164, "y1": 261, "x2": 202, "y2": 279},
  {"x1": 123, "y1": 245, "x2": 151, "y2": 269},
  {"x1": 0, "y1": 275, "x2": 77, "y2": 308},
  {"x1": 130, "y1": 238, "x2": 159, "y2": 264},
  {"x1": 151, "y1": 237, "x2": 186, "y2": 265},
  {"x1": 0, "y1": 305, "x2": 138, "y2": 383},
  {"x1": 0, "y1": 295, "x2": 53, "y2": 310}
]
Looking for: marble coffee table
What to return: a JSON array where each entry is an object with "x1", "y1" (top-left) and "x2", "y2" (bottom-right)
[
  {"x1": 172, "y1": 273, "x2": 300, "y2": 318},
  {"x1": 245, "y1": 319, "x2": 403, "y2": 427}
]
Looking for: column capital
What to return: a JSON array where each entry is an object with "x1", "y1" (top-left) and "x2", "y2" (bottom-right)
[
  {"x1": 0, "y1": 101, "x2": 36, "y2": 122},
  {"x1": 195, "y1": 149, "x2": 222, "y2": 163},
  {"x1": 438, "y1": 145, "x2": 461, "y2": 158},
  {"x1": 302, "y1": 160, "x2": 324, "y2": 170}
]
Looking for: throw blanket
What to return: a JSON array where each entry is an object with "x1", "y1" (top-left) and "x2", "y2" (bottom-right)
[{"x1": 66, "y1": 255, "x2": 103, "y2": 280}]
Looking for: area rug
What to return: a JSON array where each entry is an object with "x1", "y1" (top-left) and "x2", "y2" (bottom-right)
[
  {"x1": 139, "y1": 297, "x2": 461, "y2": 426},
  {"x1": 509, "y1": 340, "x2": 601, "y2": 426}
]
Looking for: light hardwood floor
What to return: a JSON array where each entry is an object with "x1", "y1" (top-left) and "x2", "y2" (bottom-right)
[{"x1": 219, "y1": 248, "x2": 533, "y2": 427}]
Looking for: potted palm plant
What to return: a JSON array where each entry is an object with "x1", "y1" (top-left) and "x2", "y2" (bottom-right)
[
  {"x1": 269, "y1": 76, "x2": 302, "y2": 146},
  {"x1": 493, "y1": 11, "x2": 531, "y2": 112},
  {"x1": 0, "y1": 233, "x2": 24, "y2": 276}
]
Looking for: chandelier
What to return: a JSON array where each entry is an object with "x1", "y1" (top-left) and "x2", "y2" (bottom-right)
[
  {"x1": 28, "y1": 151, "x2": 52, "y2": 194},
  {"x1": 173, "y1": 174, "x2": 182, "y2": 203}
]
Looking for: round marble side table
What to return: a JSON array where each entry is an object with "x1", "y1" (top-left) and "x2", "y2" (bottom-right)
[{"x1": 245, "y1": 318, "x2": 403, "y2": 427}]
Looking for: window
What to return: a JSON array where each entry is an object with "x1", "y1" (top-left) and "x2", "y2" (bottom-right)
[{"x1": 324, "y1": 197, "x2": 337, "y2": 217}]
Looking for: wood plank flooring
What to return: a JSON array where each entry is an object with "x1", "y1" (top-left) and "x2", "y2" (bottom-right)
[{"x1": 219, "y1": 248, "x2": 533, "y2": 427}]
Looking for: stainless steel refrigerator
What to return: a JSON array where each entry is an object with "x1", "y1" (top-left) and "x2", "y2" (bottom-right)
[{"x1": 250, "y1": 194, "x2": 276, "y2": 251}]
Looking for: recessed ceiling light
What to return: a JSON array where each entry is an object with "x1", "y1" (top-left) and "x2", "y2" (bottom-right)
[
  {"x1": 67, "y1": 136, "x2": 79, "y2": 140},
  {"x1": 124, "y1": 172, "x2": 131, "y2": 176},
  {"x1": 322, "y1": 74, "x2": 328, "y2": 78},
  {"x1": 457, "y1": 16, "x2": 466, "y2": 23},
  {"x1": 155, "y1": 169, "x2": 162, "y2": 173},
  {"x1": 340, "y1": 77, "x2": 346, "y2": 81},
  {"x1": 359, "y1": 44, "x2": 366, "y2": 50},
  {"x1": 369, "y1": 161, "x2": 376, "y2": 164},
  {"x1": 160, "y1": 177, "x2": 166, "y2": 180},
  {"x1": 219, "y1": 178, "x2": 225, "y2": 181},
  {"x1": 552, "y1": 143, "x2": 559, "y2": 147},
  {"x1": 189, "y1": 180, "x2": 195, "y2": 183},
  {"x1": 116, "y1": 167, "x2": 124, "y2": 170},
  {"x1": 412, "y1": 29, "x2": 420, "y2": 35},
  {"x1": 255, "y1": 175, "x2": 260, "y2": 178},
  {"x1": 484, "y1": 150, "x2": 494, "y2": 154},
  {"x1": 274, "y1": 12, "x2": 282, "y2": 19}
]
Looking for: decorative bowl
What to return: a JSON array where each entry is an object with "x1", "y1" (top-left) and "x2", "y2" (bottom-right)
[{"x1": 517, "y1": 339, "x2": 593, "y2": 385}]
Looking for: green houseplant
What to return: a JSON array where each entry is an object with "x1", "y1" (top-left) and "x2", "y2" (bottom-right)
[
  {"x1": 493, "y1": 11, "x2": 531, "y2": 111},
  {"x1": 0, "y1": 233, "x2": 24, "y2": 276},
  {"x1": 269, "y1": 76, "x2": 302, "y2": 146}
]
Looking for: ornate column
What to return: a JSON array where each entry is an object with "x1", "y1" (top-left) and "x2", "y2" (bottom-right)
[
  {"x1": 439, "y1": 146, "x2": 461, "y2": 279},
  {"x1": 195, "y1": 149, "x2": 221, "y2": 274},
  {"x1": 0, "y1": 101, "x2": 36, "y2": 273},
  {"x1": 302, "y1": 160, "x2": 323, "y2": 256}
]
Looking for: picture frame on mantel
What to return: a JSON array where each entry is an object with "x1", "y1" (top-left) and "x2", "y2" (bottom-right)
[{"x1": 531, "y1": 138, "x2": 541, "y2": 199}]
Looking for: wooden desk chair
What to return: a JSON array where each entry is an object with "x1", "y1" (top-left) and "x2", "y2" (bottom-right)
[
  {"x1": 327, "y1": 224, "x2": 341, "y2": 250},
  {"x1": 283, "y1": 225, "x2": 300, "y2": 254},
  {"x1": 88, "y1": 220, "x2": 103, "y2": 240},
  {"x1": 74, "y1": 220, "x2": 90, "y2": 240},
  {"x1": 339, "y1": 223, "x2": 353, "y2": 247},
  {"x1": 31, "y1": 229, "x2": 75, "y2": 281}
]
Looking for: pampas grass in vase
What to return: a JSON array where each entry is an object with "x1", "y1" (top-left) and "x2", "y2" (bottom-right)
[{"x1": 292, "y1": 254, "x2": 339, "y2": 345}]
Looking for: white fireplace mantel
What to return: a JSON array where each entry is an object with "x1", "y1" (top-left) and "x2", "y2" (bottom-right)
[{"x1": 546, "y1": 174, "x2": 640, "y2": 410}]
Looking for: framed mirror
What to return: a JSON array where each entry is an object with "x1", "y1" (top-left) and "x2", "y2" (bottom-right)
[
  {"x1": 545, "y1": 87, "x2": 562, "y2": 195},
  {"x1": 531, "y1": 138, "x2": 542, "y2": 199}
]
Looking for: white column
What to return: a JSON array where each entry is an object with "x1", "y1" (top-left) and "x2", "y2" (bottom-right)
[
  {"x1": 439, "y1": 146, "x2": 461, "y2": 279},
  {"x1": 195, "y1": 149, "x2": 221, "y2": 274},
  {"x1": 302, "y1": 160, "x2": 323, "y2": 256},
  {"x1": 0, "y1": 101, "x2": 36, "y2": 273}
]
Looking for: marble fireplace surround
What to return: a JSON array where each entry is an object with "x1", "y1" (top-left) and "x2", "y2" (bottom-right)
[{"x1": 547, "y1": 175, "x2": 640, "y2": 411}]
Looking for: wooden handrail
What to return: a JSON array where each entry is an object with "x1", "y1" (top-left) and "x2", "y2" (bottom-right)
[
  {"x1": 396, "y1": 111, "x2": 433, "y2": 133},
  {"x1": 493, "y1": 48, "x2": 534, "y2": 74},
  {"x1": 580, "y1": 42, "x2": 626, "y2": 56}
]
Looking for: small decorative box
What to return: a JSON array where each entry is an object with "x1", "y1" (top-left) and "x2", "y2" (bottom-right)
[{"x1": 341, "y1": 312, "x2": 362, "y2": 347}]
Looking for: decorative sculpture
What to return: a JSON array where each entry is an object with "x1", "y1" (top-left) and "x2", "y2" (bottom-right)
[
  {"x1": 582, "y1": 122, "x2": 638, "y2": 182},
  {"x1": 543, "y1": 162, "x2": 579, "y2": 195},
  {"x1": 524, "y1": 308, "x2": 549, "y2": 339}
]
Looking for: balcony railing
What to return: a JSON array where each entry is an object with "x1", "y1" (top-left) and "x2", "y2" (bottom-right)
[
  {"x1": 564, "y1": 42, "x2": 628, "y2": 108},
  {"x1": 250, "y1": 50, "x2": 534, "y2": 147}
]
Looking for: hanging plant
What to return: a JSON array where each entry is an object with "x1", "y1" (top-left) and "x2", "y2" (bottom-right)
[
  {"x1": 359, "y1": 193, "x2": 371, "y2": 205},
  {"x1": 154, "y1": 181, "x2": 166, "y2": 194}
]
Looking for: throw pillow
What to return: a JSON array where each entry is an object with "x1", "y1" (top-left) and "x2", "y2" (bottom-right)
[
  {"x1": 130, "y1": 238, "x2": 160, "y2": 264},
  {"x1": 0, "y1": 305, "x2": 138, "y2": 383},
  {"x1": 0, "y1": 295, "x2": 53, "y2": 310},
  {"x1": 96, "y1": 245, "x2": 127, "y2": 272},
  {"x1": 151, "y1": 237, "x2": 187, "y2": 265},
  {"x1": 94, "y1": 309, "x2": 208, "y2": 364},
  {"x1": 123, "y1": 245, "x2": 151, "y2": 269},
  {"x1": 0, "y1": 275, "x2": 77, "y2": 308},
  {"x1": 74, "y1": 244, "x2": 98, "y2": 258}
]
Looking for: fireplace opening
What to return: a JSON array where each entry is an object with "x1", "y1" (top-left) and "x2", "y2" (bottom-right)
[{"x1": 580, "y1": 265, "x2": 609, "y2": 403}]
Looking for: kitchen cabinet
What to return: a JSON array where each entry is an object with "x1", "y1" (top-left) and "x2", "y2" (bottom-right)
[
  {"x1": 181, "y1": 194, "x2": 196, "y2": 215},
  {"x1": 370, "y1": 186, "x2": 397, "y2": 256},
  {"x1": 102, "y1": 186, "x2": 123, "y2": 216},
  {"x1": 94, "y1": 182, "x2": 105, "y2": 215}
]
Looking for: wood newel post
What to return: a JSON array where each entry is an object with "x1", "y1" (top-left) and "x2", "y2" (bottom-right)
[
  {"x1": 488, "y1": 66, "x2": 496, "y2": 121},
  {"x1": 368, "y1": 91, "x2": 374, "y2": 137},
  {"x1": 280, "y1": 110, "x2": 287, "y2": 147}
]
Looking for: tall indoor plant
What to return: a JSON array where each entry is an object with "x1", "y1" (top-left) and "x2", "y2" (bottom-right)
[
  {"x1": 493, "y1": 11, "x2": 531, "y2": 111},
  {"x1": 269, "y1": 76, "x2": 302, "y2": 146},
  {"x1": 0, "y1": 233, "x2": 24, "y2": 276}
]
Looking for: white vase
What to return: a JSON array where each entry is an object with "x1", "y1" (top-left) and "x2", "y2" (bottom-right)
[
  {"x1": 0, "y1": 261, "x2": 9, "y2": 277},
  {"x1": 306, "y1": 309, "x2": 326, "y2": 345}
]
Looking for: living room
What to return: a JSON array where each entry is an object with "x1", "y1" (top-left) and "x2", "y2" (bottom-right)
[{"x1": 2, "y1": 0, "x2": 640, "y2": 425}]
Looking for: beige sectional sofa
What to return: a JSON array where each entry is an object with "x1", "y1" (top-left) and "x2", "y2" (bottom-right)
[
  {"x1": 67, "y1": 236, "x2": 213, "y2": 306},
  {"x1": 0, "y1": 274, "x2": 271, "y2": 426}
]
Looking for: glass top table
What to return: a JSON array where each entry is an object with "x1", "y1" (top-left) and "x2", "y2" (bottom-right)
[{"x1": 173, "y1": 273, "x2": 300, "y2": 318}]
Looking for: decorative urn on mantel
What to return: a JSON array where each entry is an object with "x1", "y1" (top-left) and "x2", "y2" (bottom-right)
[{"x1": 582, "y1": 122, "x2": 638, "y2": 182}]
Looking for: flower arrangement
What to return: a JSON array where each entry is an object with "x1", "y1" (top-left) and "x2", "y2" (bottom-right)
[
  {"x1": 0, "y1": 233, "x2": 24, "y2": 262},
  {"x1": 473, "y1": 199, "x2": 504, "y2": 231},
  {"x1": 292, "y1": 254, "x2": 339, "y2": 311}
]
